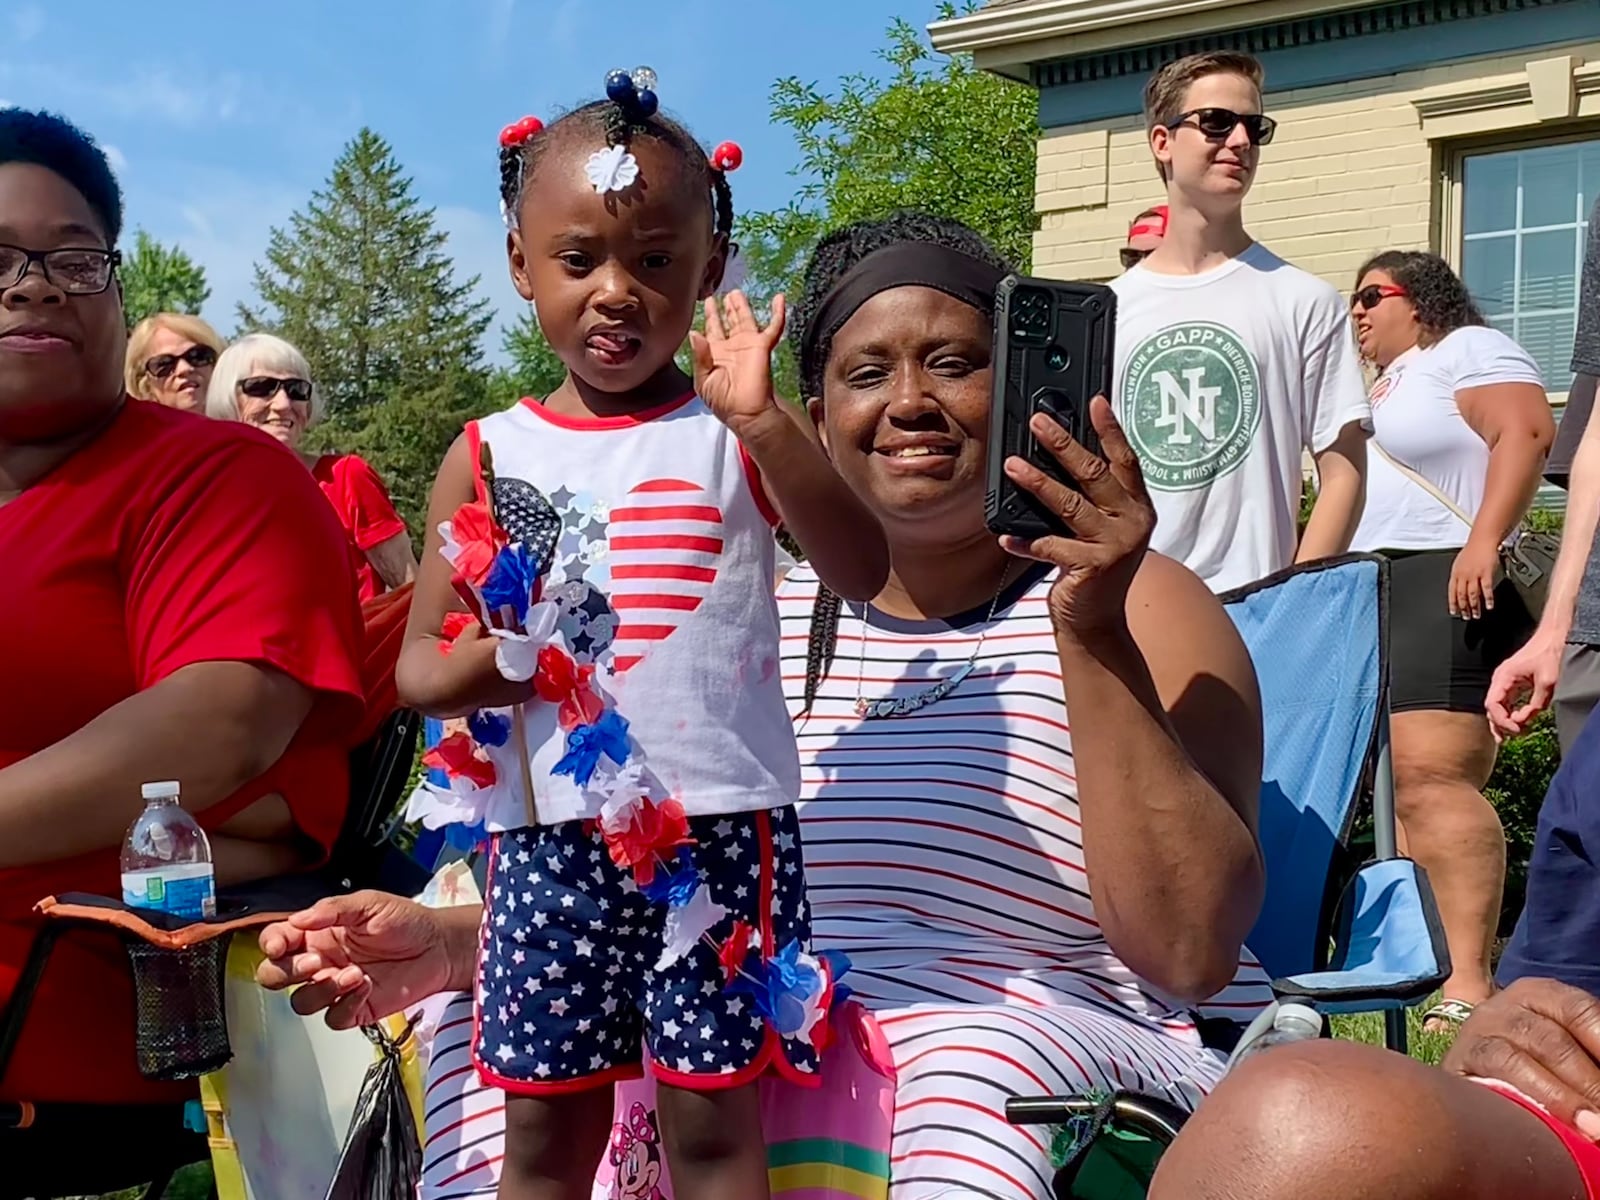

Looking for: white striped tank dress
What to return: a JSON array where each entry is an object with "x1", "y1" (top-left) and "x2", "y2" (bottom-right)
[
  {"x1": 781, "y1": 561, "x2": 1272, "y2": 1199},
  {"x1": 416, "y1": 560, "x2": 1274, "y2": 1200}
]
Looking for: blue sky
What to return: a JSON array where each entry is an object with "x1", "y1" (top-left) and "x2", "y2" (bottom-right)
[{"x1": 0, "y1": 0, "x2": 931, "y2": 359}]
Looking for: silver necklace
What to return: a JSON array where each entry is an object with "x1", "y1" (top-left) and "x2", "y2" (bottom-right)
[{"x1": 853, "y1": 564, "x2": 1018, "y2": 720}]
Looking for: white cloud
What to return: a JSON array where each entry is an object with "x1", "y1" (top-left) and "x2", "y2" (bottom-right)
[
  {"x1": 0, "y1": 60, "x2": 242, "y2": 129},
  {"x1": 102, "y1": 143, "x2": 128, "y2": 173},
  {"x1": 549, "y1": 0, "x2": 584, "y2": 59},
  {"x1": 121, "y1": 168, "x2": 301, "y2": 335},
  {"x1": 485, "y1": 0, "x2": 516, "y2": 67},
  {"x1": 11, "y1": 6, "x2": 43, "y2": 44}
]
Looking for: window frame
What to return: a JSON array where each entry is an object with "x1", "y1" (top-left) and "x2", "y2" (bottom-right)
[{"x1": 1442, "y1": 125, "x2": 1600, "y2": 407}]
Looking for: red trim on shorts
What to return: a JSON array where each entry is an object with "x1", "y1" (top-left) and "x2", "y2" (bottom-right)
[
  {"x1": 474, "y1": 1057, "x2": 644, "y2": 1097},
  {"x1": 469, "y1": 835, "x2": 647, "y2": 1096},
  {"x1": 646, "y1": 808, "x2": 821, "y2": 1093},
  {"x1": 1477, "y1": 1080, "x2": 1600, "y2": 1198}
]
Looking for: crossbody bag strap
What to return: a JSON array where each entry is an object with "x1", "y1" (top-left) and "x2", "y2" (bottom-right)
[{"x1": 1369, "y1": 439, "x2": 1476, "y2": 529}]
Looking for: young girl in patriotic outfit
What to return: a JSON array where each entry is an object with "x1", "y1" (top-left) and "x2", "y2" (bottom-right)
[{"x1": 395, "y1": 70, "x2": 887, "y2": 1200}]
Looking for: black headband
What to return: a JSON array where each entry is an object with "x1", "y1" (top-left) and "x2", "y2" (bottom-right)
[{"x1": 800, "y1": 242, "x2": 1007, "y2": 373}]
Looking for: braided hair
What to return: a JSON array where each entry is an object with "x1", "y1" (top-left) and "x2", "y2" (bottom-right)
[
  {"x1": 791, "y1": 212, "x2": 1012, "y2": 717},
  {"x1": 497, "y1": 100, "x2": 735, "y2": 249}
]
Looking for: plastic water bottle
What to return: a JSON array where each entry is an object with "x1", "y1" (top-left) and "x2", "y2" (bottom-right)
[
  {"x1": 120, "y1": 781, "x2": 216, "y2": 921},
  {"x1": 1234, "y1": 1002, "x2": 1323, "y2": 1065}
]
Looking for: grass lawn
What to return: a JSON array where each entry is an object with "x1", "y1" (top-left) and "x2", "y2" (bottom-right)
[{"x1": 1330, "y1": 994, "x2": 1456, "y2": 1067}]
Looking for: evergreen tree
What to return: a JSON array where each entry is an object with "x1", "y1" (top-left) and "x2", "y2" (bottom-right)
[
  {"x1": 238, "y1": 128, "x2": 494, "y2": 538},
  {"x1": 119, "y1": 230, "x2": 210, "y2": 328},
  {"x1": 238, "y1": 128, "x2": 492, "y2": 429}
]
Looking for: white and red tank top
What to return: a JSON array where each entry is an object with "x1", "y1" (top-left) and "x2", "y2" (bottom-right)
[{"x1": 468, "y1": 394, "x2": 799, "y2": 825}]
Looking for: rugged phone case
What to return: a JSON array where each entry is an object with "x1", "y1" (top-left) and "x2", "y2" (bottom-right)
[{"x1": 985, "y1": 274, "x2": 1116, "y2": 540}]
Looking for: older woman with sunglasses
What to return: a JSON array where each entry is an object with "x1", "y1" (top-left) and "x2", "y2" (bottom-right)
[
  {"x1": 207, "y1": 333, "x2": 416, "y2": 602},
  {"x1": 124, "y1": 312, "x2": 224, "y2": 411},
  {"x1": 1346, "y1": 249, "x2": 1554, "y2": 1032}
]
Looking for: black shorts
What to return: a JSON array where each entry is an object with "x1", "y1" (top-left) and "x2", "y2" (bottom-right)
[{"x1": 1386, "y1": 548, "x2": 1533, "y2": 714}]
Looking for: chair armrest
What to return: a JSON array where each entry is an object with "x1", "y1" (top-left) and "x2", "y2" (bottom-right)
[{"x1": 1272, "y1": 857, "x2": 1450, "y2": 1012}]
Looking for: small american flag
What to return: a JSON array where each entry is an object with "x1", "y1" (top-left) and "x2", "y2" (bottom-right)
[{"x1": 606, "y1": 479, "x2": 724, "y2": 672}]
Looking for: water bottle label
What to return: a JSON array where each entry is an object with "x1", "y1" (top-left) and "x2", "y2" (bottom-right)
[{"x1": 123, "y1": 870, "x2": 216, "y2": 920}]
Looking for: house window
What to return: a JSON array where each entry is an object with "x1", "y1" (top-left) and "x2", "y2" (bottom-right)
[{"x1": 1460, "y1": 137, "x2": 1600, "y2": 390}]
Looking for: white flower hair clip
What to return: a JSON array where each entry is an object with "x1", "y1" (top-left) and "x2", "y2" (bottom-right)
[{"x1": 585, "y1": 143, "x2": 640, "y2": 195}]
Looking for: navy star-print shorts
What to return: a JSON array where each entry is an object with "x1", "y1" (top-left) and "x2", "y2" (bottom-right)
[{"x1": 472, "y1": 804, "x2": 819, "y2": 1094}]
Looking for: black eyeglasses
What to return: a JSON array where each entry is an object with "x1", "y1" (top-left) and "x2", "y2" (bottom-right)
[
  {"x1": 1120, "y1": 247, "x2": 1154, "y2": 270},
  {"x1": 144, "y1": 344, "x2": 218, "y2": 380},
  {"x1": 1166, "y1": 107, "x2": 1277, "y2": 146},
  {"x1": 239, "y1": 375, "x2": 313, "y2": 404},
  {"x1": 0, "y1": 243, "x2": 120, "y2": 294}
]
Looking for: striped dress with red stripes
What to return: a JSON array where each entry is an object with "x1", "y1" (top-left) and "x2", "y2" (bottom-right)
[{"x1": 781, "y1": 561, "x2": 1273, "y2": 1200}]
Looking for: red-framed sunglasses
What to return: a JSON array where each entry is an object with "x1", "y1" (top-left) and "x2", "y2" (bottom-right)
[{"x1": 1350, "y1": 284, "x2": 1408, "y2": 311}]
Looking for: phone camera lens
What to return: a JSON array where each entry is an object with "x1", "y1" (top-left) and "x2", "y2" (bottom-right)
[{"x1": 1045, "y1": 345, "x2": 1069, "y2": 371}]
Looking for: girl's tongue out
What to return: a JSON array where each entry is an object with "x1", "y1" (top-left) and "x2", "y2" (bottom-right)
[{"x1": 586, "y1": 329, "x2": 641, "y2": 366}]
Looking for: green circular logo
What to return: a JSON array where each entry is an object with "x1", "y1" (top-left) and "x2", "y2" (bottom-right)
[{"x1": 1121, "y1": 322, "x2": 1261, "y2": 492}]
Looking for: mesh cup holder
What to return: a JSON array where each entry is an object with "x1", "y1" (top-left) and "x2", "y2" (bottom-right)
[{"x1": 123, "y1": 935, "x2": 232, "y2": 1080}]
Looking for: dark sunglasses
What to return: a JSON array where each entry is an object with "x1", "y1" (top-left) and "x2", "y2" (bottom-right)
[
  {"x1": 1350, "y1": 283, "x2": 1408, "y2": 311},
  {"x1": 143, "y1": 344, "x2": 218, "y2": 380},
  {"x1": 239, "y1": 375, "x2": 313, "y2": 404},
  {"x1": 0, "y1": 243, "x2": 120, "y2": 294},
  {"x1": 1120, "y1": 247, "x2": 1154, "y2": 270},
  {"x1": 1166, "y1": 107, "x2": 1277, "y2": 146}
]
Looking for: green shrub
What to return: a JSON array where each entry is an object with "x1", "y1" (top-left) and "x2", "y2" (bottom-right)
[{"x1": 1487, "y1": 708, "x2": 1559, "y2": 935}]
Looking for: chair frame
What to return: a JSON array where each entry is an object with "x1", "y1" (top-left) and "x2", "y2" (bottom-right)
[{"x1": 1007, "y1": 555, "x2": 1448, "y2": 1196}]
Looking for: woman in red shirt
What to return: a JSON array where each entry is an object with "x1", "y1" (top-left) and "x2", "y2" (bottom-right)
[
  {"x1": 205, "y1": 332, "x2": 418, "y2": 602},
  {"x1": 0, "y1": 109, "x2": 365, "y2": 1115}
]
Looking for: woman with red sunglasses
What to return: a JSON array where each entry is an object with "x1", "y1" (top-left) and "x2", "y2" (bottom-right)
[
  {"x1": 207, "y1": 332, "x2": 417, "y2": 602},
  {"x1": 1348, "y1": 249, "x2": 1555, "y2": 1033}
]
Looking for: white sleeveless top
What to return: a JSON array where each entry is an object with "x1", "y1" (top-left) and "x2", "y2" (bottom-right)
[{"x1": 469, "y1": 395, "x2": 800, "y2": 825}]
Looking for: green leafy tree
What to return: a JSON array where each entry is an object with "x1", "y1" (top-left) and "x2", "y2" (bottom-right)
[
  {"x1": 741, "y1": 3, "x2": 1039, "y2": 397},
  {"x1": 238, "y1": 128, "x2": 494, "y2": 535},
  {"x1": 119, "y1": 230, "x2": 210, "y2": 328},
  {"x1": 494, "y1": 307, "x2": 569, "y2": 402}
]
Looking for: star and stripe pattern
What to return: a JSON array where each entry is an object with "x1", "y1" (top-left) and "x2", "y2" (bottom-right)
[
  {"x1": 473, "y1": 806, "x2": 818, "y2": 1093},
  {"x1": 604, "y1": 479, "x2": 724, "y2": 673}
]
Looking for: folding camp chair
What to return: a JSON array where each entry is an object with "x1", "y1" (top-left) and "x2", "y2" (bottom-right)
[
  {"x1": 1006, "y1": 554, "x2": 1451, "y2": 1199},
  {"x1": 0, "y1": 707, "x2": 425, "y2": 1200}
]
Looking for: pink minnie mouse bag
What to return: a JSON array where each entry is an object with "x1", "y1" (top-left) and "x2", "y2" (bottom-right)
[{"x1": 592, "y1": 999, "x2": 896, "y2": 1200}]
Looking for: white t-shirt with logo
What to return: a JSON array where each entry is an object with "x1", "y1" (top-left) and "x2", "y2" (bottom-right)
[
  {"x1": 1110, "y1": 243, "x2": 1371, "y2": 592},
  {"x1": 1350, "y1": 325, "x2": 1544, "y2": 553}
]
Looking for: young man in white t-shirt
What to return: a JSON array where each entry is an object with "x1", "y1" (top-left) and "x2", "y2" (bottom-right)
[{"x1": 1112, "y1": 52, "x2": 1371, "y2": 592}]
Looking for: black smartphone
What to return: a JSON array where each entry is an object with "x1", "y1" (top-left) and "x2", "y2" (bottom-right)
[{"x1": 985, "y1": 275, "x2": 1116, "y2": 539}]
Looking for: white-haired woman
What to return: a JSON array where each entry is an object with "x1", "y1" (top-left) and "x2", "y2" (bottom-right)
[{"x1": 208, "y1": 333, "x2": 417, "y2": 601}]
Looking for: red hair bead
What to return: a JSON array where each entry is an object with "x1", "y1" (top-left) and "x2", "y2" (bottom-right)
[
  {"x1": 710, "y1": 141, "x2": 743, "y2": 173},
  {"x1": 499, "y1": 116, "x2": 545, "y2": 148}
]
